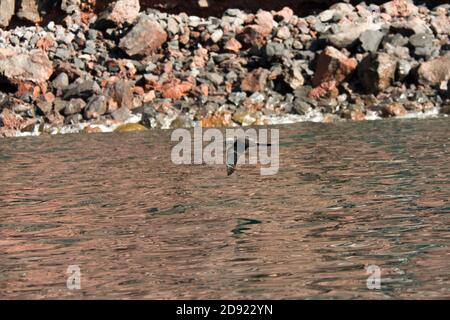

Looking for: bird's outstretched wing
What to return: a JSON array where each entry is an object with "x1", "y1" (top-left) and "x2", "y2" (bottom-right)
[{"x1": 225, "y1": 139, "x2": 247, "y2": 176}]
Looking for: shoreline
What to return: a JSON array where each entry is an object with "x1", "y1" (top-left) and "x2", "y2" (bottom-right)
[
  {"x1": 1, "y1": 0, "x2": 450, "y2": 138},
  {"x1": 11, "y1": 107, "x2": 446, "y2": 138}
]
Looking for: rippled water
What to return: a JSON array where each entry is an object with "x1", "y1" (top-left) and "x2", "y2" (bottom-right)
[{"x1": 1, "y1": 118, "x2": 449, "y2": 299}]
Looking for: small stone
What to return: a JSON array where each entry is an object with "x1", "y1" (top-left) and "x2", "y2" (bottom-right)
[
  {"x1": 254, "y1": 11, "x2": 275, "y2": 36},
  {"x1": 228, "y1": 92, "x2": 247, "y2": 105},
  {"x1": 265, "y1": 42, "x2": 285, "y2": 57},
  {"x1": 63, "y1": 80, "x2": 101, "y2": 100},
  {"x1": 210, "y1": 29, "x2": 224, "y2": 43},
  {"x1": 431, "y1": 15, "x2": 450, "y2": 35},
  {"x1": 409, "y1": 33, "x2": 434, "y2": 48},
  {"x1": 55, "y1": 48, "x2": 71, "y2": 60},
  {"x1": 325, "y1": 19, "x2": 382, "y2": 48},
  {"x1": 84, "y1": 95, "x2": 108, "y2": 119},
  {"x1": 0, "y1": 49, "x2": 53, "y2": 84},
  {"x1": 0, "y1": 0, "x2": 15, "y2": 28},
  {"x1": 167, "y1": 17, "x2": 179, "y2": 35},
  {"x1": 95, "y1": 0, "x2": 140, "y2": 28},
  {"x1": 276, "y1": 26, "x2": 291, "y2": 40},
  {"x1": 223, "y1": 38, "x2": 242, "y2": 53},
  {"x1": 114, "y1": 123, "x2": 148, "y2": 132},
  {"x1": 381, "y1": 0, "x2": 418, "y2": 17},
  {"x1": 391, "y1": 17, "x2": 432, "y2": 36},
  {"x1": 119, "y1": 16, "x2": 167, "y2": 58},
  {"x1": 396, "y1": 60, "x2": 412, "y2": 81},
  {"x1": 105, "y1": 79, "x2": 134, "y2": 109},
  {"x1": 53, "y1": 98, "x2": 67, "y2": 113},
  {"x1": 52, "y1": 72, "x2": 69, "y2": 91},
  {"x1": 288, "y1": 61, "x2": 305, "y2": 90},
  {"x1": 359, "y1": 30, "x2": 384, "y2": 53},
  {"x1": 318, "y1": 9, "x2": 335, "y2": 22},
  {"x1": 206, "y1": 73, "x2": 224, "y2": 86},
  {"x1": 64, "y1": 98, "x2": 86, "y2": 116},
  {"x1": 382, "y1": 103, "x2": 407, "y2": 117},
  {"x1": 36, "y1": 100, "x2": 53, "y2": 115},
  {"x1": 64, "y1": 113, "x2": 82, "y2": 125},
  {"x1": 409, "y1": 33, "x2": 436, "y2": 58},
  {"x1": 111, "y1": 106, "x2": 131, "y2": 122},
  {"x1": 83, "y1": 126, "x2": 103, "y2": 134},
  {"x1": 383, "y1": 33, "x2": 409, "y2": 47},
  {"x1": 358, "y1": 53, "x2": 396, "y2": 94},
  {"x1": 241, "y1": 68, "x2": 270, "y2": 93},
  {"x1": 417, "y1": 54, "x2": 450, "y2": 85},
  {"x1": 312, "y1": 46, "x2": 357, "y2": 91},
  {"x1": 274, "y1": 7, "x2": 293, "y2": 22},
  {"x1": 17, "y1": 0, "x2": 45, "y2": 23}
]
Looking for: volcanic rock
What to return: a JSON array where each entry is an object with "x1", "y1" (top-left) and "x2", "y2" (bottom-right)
[
  {"x1": 0, "y1": 49, "x2": 53, "y2": 84},
  {"x1": 325, "y1": 18, "x2": 382, "y2": 48},
  {"x1": 241, "y1": 68, "x2": 270, "y2": 93},
  {"x1": 119, "y1": 15, "x2": 168, "y2": 58},
  {"x1": 105, "y1": 79, "x2": 134, "y2": 110},
  {"x1": 312, "y1": 46, "x2": 357, "y2": 90},
  {"x1": 417, "y1": 54, "x2": 450, "y2": 85},
  {"x1": 359, "y1": 30, "x2": 384, "y2": 53},
  {"x1": 63, "y1": 98, "x2": 86, "y2": 116},
  {"x1": 382, "y1": 102, "x2": 407, "y2": 117},
  {"x1": 380, "y1": 0, "x2": 419, "y2": 17},
  {"x1": 0, "y1": 0, "x2": 15, "y2": 28},
  {"x1": 63, "y1": 80, "x2": 101, "y2": 100},
  {"x1": 223, "y1": 38, "x2": 242, "y2": 53},
  {"x1": 111, "y1": 106, "x2": 132, "y2": 122},
  {"x1": 358, "y1": 52, "x2": 396, "y2": 93},
  {"x1": 95, "y1": 0, "x2": 140, "y2": 28},
  {"x1": 84, "y1": 95, "x2": 108, "y2": 119}
]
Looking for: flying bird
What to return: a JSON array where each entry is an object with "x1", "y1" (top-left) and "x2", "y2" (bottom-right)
[{"x1": 225, "y1": 137, "x2": 271, "y2": 176}]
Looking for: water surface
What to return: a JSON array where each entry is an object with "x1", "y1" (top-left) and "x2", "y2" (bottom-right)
[{"x1": 1, "y1": 118, "x2": 449, "y2": 299}]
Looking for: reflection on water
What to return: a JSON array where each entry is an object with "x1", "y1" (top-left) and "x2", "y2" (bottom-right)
[{"x1": 0, "y1": 118, "x2": 449, "y2": 299}]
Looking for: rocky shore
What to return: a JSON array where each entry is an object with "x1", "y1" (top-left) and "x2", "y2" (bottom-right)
[{"x1": 0, "y1": 0, "x2": 449, "y2": 137}]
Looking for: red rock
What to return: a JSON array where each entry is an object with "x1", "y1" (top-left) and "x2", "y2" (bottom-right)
[
  {"x1": 46, "y1": 110, "x2": 65, "y2": 125},
  {"x1": 0, "y1": 108, "x2": 35, "y2": 131},
  {"x1": 311, "y1": 46, "x2": 357, "y2": 97},
  {"x1": 382, "y1": 103, "x2": 407, "y2": 117},
  {"x1": 200, "y1": 111, "x2": 233, "y2": 127},
  {"x1": 223, "y1": 38, "x2": 242, "y2": 53},
  {"x1": 83, "y1": 126, "x2": 103, "y2": 134},
  {"x1": 238, "y1": 10, "x2": 274, "y2": 47},
  {"x1": 105, "y1": 79, "x2": 134, "y2": 109},
  {"x1": 342, "y1": 109, "x2": 365, "y2": 121},
  {"x1": 36, "y1": 36, "x2": 55, "y2": 52},
  {"x1": 431, "y1": 15, "x2": 450, "y2": 35},
  {"x1": 96, "y1": 0, "x2": 140, "y2": 26},
  {"x1": 241, "y1": 68, "x2": 270, "y2": 93},
  {"x1": 381, "y1": 0, "x2": 418, "y2": 17},
  {"x1": 159, "y1": 79, "x2": 192, "y2": 100},
  {"x1": 274, "y1": 7, "x2": 294, "y2": 21},
  {"x1": 119, "y1": 16, "x2": 167, "y2": 58},
  {"x1": 238, "y1": 26, "x2": 267, "y2": 47},
  {"x1": 417, "y1": 54, "x2": 450, "y2": 86},
  {"x1": 254, "y1": 11, "x2": 274, "y2": 35},
  {"x1": 0, "y1": 49, "x2": 53, "y2": 84},
  {"x1": 358, "y1": 53, "x2": 396, "y2": 93}
]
